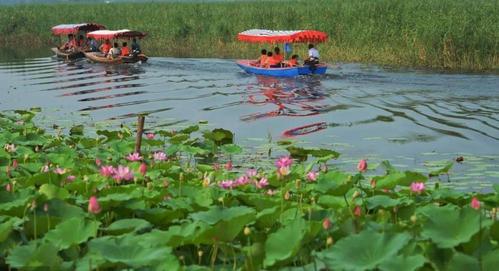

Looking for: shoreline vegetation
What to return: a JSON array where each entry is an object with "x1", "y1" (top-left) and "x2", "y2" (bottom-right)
[
  {"x1": 1, "y1": 109, "x2": 498, "y2": 269},
  {"x1": 0, "y1": 0, "x2": 497, "y2": 72}
]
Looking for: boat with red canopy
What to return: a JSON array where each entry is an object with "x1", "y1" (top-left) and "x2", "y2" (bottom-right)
[
  {"x1": 237, "y1": 29, "x2": 328, "y2": 77},
  {"x1": 51, "y1": 23, "x2": 106, "y2": 59},
  {"x1": 84, "y1": 29, "x2": 148, "y2": 64}
]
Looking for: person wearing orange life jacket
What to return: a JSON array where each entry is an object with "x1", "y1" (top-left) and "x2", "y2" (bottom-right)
[
  {"x1": 272, "y1": 47, "x2": 284, "y2": 67},
  {"x1": 264, "y1": 52, "x2": 281, "y2": 68},
  {"x1": 99, "y1": 40, "x2": 112, "y2": 55},
  {"x1": 253, "y1": 49, "x2": 267, "y2": 66},
  {"x1": 121, "y1": 42, "x2": 130, "y2": 56},
  {"x1": 285, "y1": 54, "x2": 299, "y2": 67}
]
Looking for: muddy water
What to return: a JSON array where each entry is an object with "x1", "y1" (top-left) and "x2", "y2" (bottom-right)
[{"x1": 1, "y1": 56, "x2": 498, "y2": 190}]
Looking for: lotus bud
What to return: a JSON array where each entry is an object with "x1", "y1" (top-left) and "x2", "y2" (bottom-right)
[
  {"x1": 139, "y1": 163, "x2": 147, "y2": 176},
  {"x1": 370, "y1": 179, "x2": 376, "y2": 188},
  {"x1": 95, "y1": 159, "x2": 102, "y2": 166},
  {"x1": 88, "y1": 196, "x2": 101, "y2": 214},
  {"x1": 12, "y1": 159, "x2": 18, "y2": 169},
  {"x1": 244, "y1": 226, "x2": 251, "y2": 236},
  {"x1": 146, "y1": 133, "x2": 155, "y2": 140},
  {"x1": 284, "y1": 191, "x2": 291, "y2": 200},
  {"x1": 5, "y1": 183, "x2": 12, "y2": 192},
  {"x1": 471, "y1": 197, "x2": 480, "y2": 210},
  {"x1": 197, "y1": 250, "x2": 204, "y2": 258},
  {"x1": 357, "y1": 159, "x2": 367, "y2": 172},
  {"x1": 225, "y1": 161, "x2": 233, "y2": 171},
  {"x1": 354, "y1": 205, "x2": 362, "y2": 217},
  {"x1": 410, "y1": 215, "x2": 417, "y2": 224},
  {"x1": 322, "y1": 218, "x2": 332, "y2": 230},
  {"x1": 326, "y1": 236, "x2": 334, "y2": 246},
  {"x1": 43, "y1": 203, "x2": 49, "y2": 213},
  {"x1": 352, "y1": 190, "x2": 361, "y2": 200}
]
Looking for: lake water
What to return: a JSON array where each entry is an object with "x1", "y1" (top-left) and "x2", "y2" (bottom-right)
[{"x1": 1, "y1": 56, "x2": 498, "y2": 191}]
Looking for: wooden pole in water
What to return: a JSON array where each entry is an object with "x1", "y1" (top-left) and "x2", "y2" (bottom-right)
[{"x1": 135, "y1": 115, "x2": 145, "y2": 154}]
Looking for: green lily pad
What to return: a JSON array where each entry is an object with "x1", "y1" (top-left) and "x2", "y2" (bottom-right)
[
  {"x1": 264, "y1": 218, "x2": 307, "y2": 268},
  {"x1": 44, "y1": 217, "x2": 100, "y2": 250}
]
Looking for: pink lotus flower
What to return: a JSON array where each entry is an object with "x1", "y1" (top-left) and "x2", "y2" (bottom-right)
[
  {"x1": 354, "y1": 205, "x2": 362, "y2": 217},
  {"x1": 410, "y1": 182, "x2": 425, "y2": 194},
  {"x1": 66, "y1": 175, "x2": 76, "y2": 182},
  {"x1": 100, "y1": 166, "x2": 115, "y2": 177},
  {"x1": 219, "y1": 180, "x2": 234, "y2": 189},
  {"x1": 357, "y1": 159, "x2": 367, "y2": 172},
  {"x1": 113, "y1": 165, "x2": 134, "y2": 183},
  {"x1": 275, "y1": 156, "x2": 293, "y2": 169},
  {"x1": 41, "y1": 165, "x2": 49, "y2": 173},
  {"x1": 266, "y1": 189, "x2": 276, "y2": 196},
  {"x1": 307, "y1": 171, "x2": 318, "y2": 182},
  {"x1": 471, "y1": 197, "x2": 480, "y2": 210},
  {"x1": 126, "y1": 152, "x2": 143, "y2": 162},
  {"x1": 12, "y1": 159, "x2": 18, "y2": 169},
  {"x1": 95, "y1": 159, "x2": 102, "y2": 166},
  {"x1": 88, "y1": 196, "x2": 101, "y2": 214},
  {"x1": 255, "y1": 177, "x2": 269, "y2": 189},
  {"x1": 153, "y1": 151, "x2": 167, "y2": 162},
  {"x1": 246, "y1": 168, "x2": 257, "y2": 178},
  {"x1": 225, "y1": 161, "x2": 233, "y2": 171},
  {"x1": 322, "y1": 218, "x2": 332, "y2": 230},
  {"x1": 5, "y1": 183, "x2": 12, "y2": 192},
  {"x1": 146, "y1": 133, "x2": 155, "y2": 140},
  {"x1": 53, "y1": 167, "x2": 66, "y2": 175},
  {"x1": 278, "y1": 166, "x2": 290, "y2": 176},
  {"x1": 235, "y1": 175, "x2": 249, "y2": 186},
  {"x1": 139, "y1": 163, "x2": 147, "y2": 176}
]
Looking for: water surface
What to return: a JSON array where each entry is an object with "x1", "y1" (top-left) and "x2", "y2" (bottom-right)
[{"x1": 1, "y1": 56, "x2": 498, "y2": 191}]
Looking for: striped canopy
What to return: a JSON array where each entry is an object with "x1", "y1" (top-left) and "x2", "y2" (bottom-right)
[
  {"x1": 51, "y1": 23, "x2": 105, "y2": 35},
  {"x1": 86, "y1": 30, "x2": 147, "y2": 40},
  {"x1": 237, "y1": 29, "x2": 328, "y2": 43}
]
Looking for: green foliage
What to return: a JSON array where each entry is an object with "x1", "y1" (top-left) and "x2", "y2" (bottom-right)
[{"x1": 0, "y1": 111, "x2": 498, "y2": 270}]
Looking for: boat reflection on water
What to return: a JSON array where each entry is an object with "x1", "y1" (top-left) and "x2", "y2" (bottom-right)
[{"x1": 242, "y1": 75, "x2": 330, "y2": 137}]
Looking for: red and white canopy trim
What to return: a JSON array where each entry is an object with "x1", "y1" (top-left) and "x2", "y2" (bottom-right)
[
  {"x1": 51, "y1": 23, "x2": 105, "y2": 35},
  {"x1": 237, "y1": 29, "x2": 328, "y2": 43},
  {"x1": 86, "y1": 29, "x2": 147, "y2": 40}
]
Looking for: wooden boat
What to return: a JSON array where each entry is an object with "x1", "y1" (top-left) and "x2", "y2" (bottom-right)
[
  {"x1": 237, "y1": 60, "x2": 327, "y2": 77},
  {"x1": 85, "y1": 29, "x2": 148, "y2": 64},
  {"x1": 236, "y1": 29, "x2": 328, "y2": 77},
  {"x1": 51, "y1": 23, "x2": 106, "y2": 59},
  {"x1": 84, "y1": 52, "x2": 148, "y2": 64}
]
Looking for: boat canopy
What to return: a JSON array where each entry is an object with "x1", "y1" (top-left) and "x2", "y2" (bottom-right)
[
  {"x1": 237, "y1": 29, "x2": 328, "y2": 43},
  {"x1": 51, "y1": 23, "x2": 105, "y2": 35},
  {"x1": 86, "y1": 30, "x2": 146, "y2": 40}
]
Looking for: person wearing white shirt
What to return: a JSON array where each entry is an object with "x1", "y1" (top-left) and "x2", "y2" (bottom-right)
[{"x1": 306, "y1": 44, "x2": 320, "y2": 65}]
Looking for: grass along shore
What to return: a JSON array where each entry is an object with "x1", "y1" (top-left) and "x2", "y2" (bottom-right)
[{"x1": 0, "y1": 0, "x2": 498, "y2": 71}]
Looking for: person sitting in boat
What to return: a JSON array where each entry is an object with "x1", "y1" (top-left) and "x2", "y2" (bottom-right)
[
  {"x1": 304, "y1": 44, "x2": 320, "y2": 65},
  {"x1": 263, "y1": 52, "x2": 281, "y2": 68},
  {"x1": 121, "y1": 42, "x2": 130, "y2": 56},
  {"x1": 272, "y1": 47, "x2": 284, "y2": 66},
  {"x1": 131, "y1": 38, "x2": 141, "y2": 55},
  {"x1": 284, "y1": 54, "x2": 299, "y2": 67},
  {"x1": 88, "y1": 37, "x2": 98, "y2": 52},
  {"x1": 61, "y1": 34, "x2": 76, "y2": 51},
  {"x1": 99, "y1": 40, "x2": 112, "y2": 55},
  {"x1": 76, "y1": 35, "x2": 85, "y2": 48},
  {"x1": 108, "y1": 42, "x2": 121, "y2": 59},
  {"x1": 252, "y1": 49, "x2": 267, "y2": 66}
]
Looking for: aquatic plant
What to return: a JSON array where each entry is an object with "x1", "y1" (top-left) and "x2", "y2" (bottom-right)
[{"x1": 0, "y1": 109, "x2": 498, "y2": 270}]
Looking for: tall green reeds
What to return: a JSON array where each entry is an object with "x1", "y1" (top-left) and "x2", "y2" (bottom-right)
[{"x1": 0, "y1": 0, "x2": 497, "y2": 71}]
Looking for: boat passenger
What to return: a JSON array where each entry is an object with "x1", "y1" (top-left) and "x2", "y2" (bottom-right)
[
  {"x1": 121, "y1": 42, "x2": 130, "y2": 56},
  {"x1": 62, "y1": 34, "x2": 75, "y2": 51},
  {"x1": 304, "y1": 44, "x2": 320, "y2": 65},
  {"x1": 264, "y1": 52, "x2": 281, "y2": 68},
  {"x1": 131, "y1": 38, "x2": 141, "y2": 55},
  {"x1": 100, "y1": 40, "x2": 112, "y2": 55},
  {"x1": 285, "y1": 54, "x2": 299, "y2": 67},
  {"x1": 108, "y1": 42, "x2": 121, "y2": 59},
  {"x1": 76, "y1": 35, "x2": 85, "y2": 47},
  {"x1": 88, "y1": 37, "x2": 98, "y2": 52},
  {"x1": 254, "y1": 49, "x2": 267, "y2": 66},
  {"x1": 272, "y1": 47, "x2": 284, "y2": 66}
]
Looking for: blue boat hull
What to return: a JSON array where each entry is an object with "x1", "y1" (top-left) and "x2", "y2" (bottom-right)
[{"x1": 237, "y1": 60, "x2": 327, "y2": 77}]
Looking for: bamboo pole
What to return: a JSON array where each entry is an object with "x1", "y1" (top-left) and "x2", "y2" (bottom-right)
[{"x1": 135, "y1": 115, "x2": 145, "y2": 154}]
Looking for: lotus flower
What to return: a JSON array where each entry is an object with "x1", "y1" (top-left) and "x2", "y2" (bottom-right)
[
  {"x1": 307, "y1": 171, "x2": 318, "y2": 182},
  {"x1": 322, "y1": 218, "x2": 332, "y2": 230},
  {"x1": 255, "y1": 177, "x2": 269, "y2": 189},
  {"x1": 100, "y1": 166, "x2": 115, "y2": 177},
  {"x1": 139, "y1": 163, "x2": 147, "y2": 176},
  {"x1": 95, "y1": 159, "x2": 102, "y2": 166},
  {"x1": 53, "y1": 167, "x2": 66, "y2": 175},
  {"x1": 219, "y1": 180, "x2": 234, "y2": 189},
  {"x1": 66, "y1": 175, "x2": 76, "y2": 182},
  {"x1": 235, "y1": 175, "x2": 249, "y2": 186},
  {"x1": 5, "y1": 183, "x2": 12, "y2": 192},
  {"x1": 126, "y1": 152, "x2": 143, "y2": 162},
  {"x1": 357, "y1": 159, "x2": 367, "y2": 172},
  {"x1": 246, "y1": 168, "x2": 257, "y2": 178},
  {"x1": 471, "y1": 197, "x2": 480, "y2": 210},
  {"x1": 113, "y1": 165, "x2": 134, "y2": 182},
  {"x1": 225, "y1": 161, "x2": 233, "y2": 171},
  {"x1": 88, "y1": 196, "x2": 101, "y2": 214},
  {"x1": 4, "y1": 143, "x2": 16, "y2": 153},
  {"x1": 41, "y1": 165, "x2": 49, "y2": 173},
  {"x1": 266, "y1": 189, "x2": 276, "y2": 196},
  {"x1": 153, "y1": 151, "x2": 167, "y2": 162},
  {"x1": 354, "y1": 205, "x2": 362, "y2": 217},
  {"x1": 12, "y1": 159, "x2": 18, "y2": 169},
  {"x1": 275, "y1": 156, "x2": 293, "y2": 169},
  {"x1": 410, "y1": 182, "x2": 425, "y2": 194},
  {"x1": 146, "y1": 133, "x2": 155, "y2": 140},
  {"x1": 278, "y1": 166, "x2": 290, "y2": 176}
]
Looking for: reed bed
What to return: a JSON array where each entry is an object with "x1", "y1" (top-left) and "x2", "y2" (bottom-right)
[{"x1": 0, "y1": 0, "x2": 497, "y2": 71}]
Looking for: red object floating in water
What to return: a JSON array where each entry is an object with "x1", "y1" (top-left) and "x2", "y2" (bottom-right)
[{"x1": 282, "y1": 122, "x2": 327, "y2": 137}]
